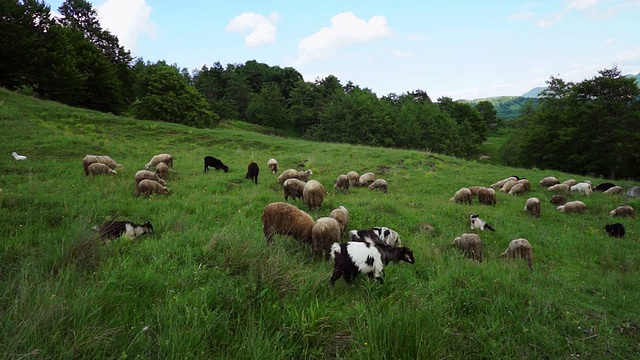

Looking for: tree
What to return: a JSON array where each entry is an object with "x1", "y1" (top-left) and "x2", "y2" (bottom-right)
[
  {"x1": 475, "y1": 101, "x2": 501, "y2": 129},
  {"x1": 245, "y1": 83, "x2": 292, "y2": 129}
]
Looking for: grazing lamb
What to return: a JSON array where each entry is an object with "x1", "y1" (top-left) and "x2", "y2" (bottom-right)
[
  {"x1": 358, "y1": 172, "x2": 376, "y2": 187},
  {"x1": 312, "y1": 217, "x2": 342, "y2": 258},
  {"x1": 490, "y1": 176, "x2": 518, "y2": 189},
  {"x1": 508, "y1": 183, "x2": 527, "y2": 195},
  {"x1": 603, "y1": 186, "x2": 623, "y2": 195},
  {"x1": 155, "y1": 162, "x2": 169, "y2": 180},
  {"x1": 135, "y1": 179, "x2": 169, "y2": 197},
  {"x1": 329, "y1": 206, "x2": 349, "y2": 238},
  {"x1": 277, "y1": 169, "x2": 299, "y2": 183},
  {"x1": 501, "y1": 238, "x2": 533, "y2": 272},
  {"x1": 372, "y1": 226, "x2": 402, "y2": 247},
  {"x1": 330, "y1": 241, "x2": 415, "y2": 285},
  {"x1": 135, "y1": 170, "x2": 166, "y2": 186},
  {"x1": 93, "y1": 220, "x2": 154, "y2": 242},
  {"x1": 87, "y1": 163, "x2": 117, "y2": 176},
  {"x1": 349, "y1": 229, "x2": 382, "y2": 245},
  {"x1": 267, "y1": 158, "x2": 279, "y2": 174},
  {"x1": 594, "y1": 182, "x2": 616, "y2": 192},
  {"x1": 203, "y1": 156, "x2": 228, "y2": 173},
  {"x1": 245, "y1": 162, "x2": 259, "y2": 185},
  {"x1": 369, "y1": 179, "x2": 388, "y2": 193},
  {"x1": 303, "y1": 180, "x2": 325, "y2": 210},
  {"x1": 500, "y1": 179, "x2": 518, "y2": 193},
  {"x1": 550, "y1": 195, "x2": 567, "y2": 205},
  {"x1": 548, "y1": 183, "x2": 570, "y2": 193},
  {"x1": 557, "y1": 200, "x2": 587, "y2": 214},
  {"x1": 450, "y1": 187, "x2": 472, "y2": 205},
  {"x1": 624, "y1": 186, "x2": 640, "y2": 199},
  {"x1": 261, "y1": 202, "x2": 315, "y2": 245},
  {"x1": 145, "y1": 153, "x2": 173, "y2": 169},
  {"x1": 609, "y1": 205, "x2": 635, "y2": 218},
  {"x1": 477, "y1": 187, "x2": 496, "y2": 205},
  {"x1": 82, "y1": 155, "x2": 121, "y2": 175},
  {"x1": 283, "y1": 178, "x2": 306, "y2": 202},
  {"x1": 604, "y1": 223, "x2": 625, "y2": 238},
  {"x1": 451, "y1": 233, "x2": 483, "y2": 263},
  {"x1": 11, "y1": 152, "x2": 27, "y2": 160},
  {"x1": 334, "y1": 174, "x2": 350, "y2": 192},
  {"x1": 296, "y1": 169, "x2": 313, "y2": 182},
  {"x1": 346, "y1": 171, "x2": 360, "y2": 186},
  {"x1": 470, "y1": 214, "x2": 495, "y2": 231},
  {"x1": 539, "y1": 176, "x2": 560, "y2": 187},
  {"x1": 570, "y1": 182, "x2": 592, "y2": 196},
  {"x1": 524, "y1": 197, "x2": 541, "y2": 218}
]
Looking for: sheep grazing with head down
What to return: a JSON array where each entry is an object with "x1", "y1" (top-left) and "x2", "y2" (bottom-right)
[
  {"x1": 557, "y1": 200, "x2": 587, "y2": 214},
  {"x1": 450, "y1": 187, "x2": 472, "y2": 205},
  {"x1": 155, "y1": 162, "x2": 169, "y2": 180},
  {"x1": 562, "y1": 179, "x2": 577, "y2": 187},
  {"x1": 203, "y1": 156, "x2": 228, "y2": 172},
  {"x1": 297, "y1": 169, "x2": 313, "y2": 182},
  {"x1": 135, "y1": 179, "x2": 169, "y2": 197},
  {"x1": 277, "y1": 169, "x2": 299, "y2": 184},
  {"x1": 261, "y1": 202, "x2": 315, "y2": 246},
  {"x1": 267, "y1": 158, "x2": 279, "y2": 174},
  {"x1": 329, "y1": 206, "x2": 349, "y2": 238},
  {"x1": 508, "y1": 183, "x2": 527, "y2": 195},
  {"x1": 312, "y1": 217, "x2": 342, "y2": 258},
  {"x1": 500, "y1": 179, "x2": 518, "y2": 193},
  {"x1": 303, "y1": 180, "x2": 325, "y2": 210},
  {"x1": 357, "y1": 172, "x2": 376, "y2": 187},
  {"x1": 539, "y1": 176, "x2": 560, "y2": 187},
  {"x1": 524, "y1": 197, "x2": 541, "y2": 218},
  {"x1": 550, "y1": 195, "x2": 567, "y2": 205},
  {"x1": 468, "y1": 186, "x2": 483, "y2": 196},
  {"x1": 373, "y1": 226, "x2": 402, "y2": 246},
  {"x1": 604, "y1": 186, "x2": 623, "y2": 195},
  {"x1": 135, "y1": 170, "x2": 166, "y2": 186},
  {"x1": 346, "y1": 171, "x2": 360, "y2": 186},
  {"x1": 570, "y1": 182, "x2": 592, "y2": 196},
  {"x1": 87, "y1": 163, "x2": 117, "y2": 176},
  {"x1": 490, "y1": 176, "x2": 517, "y2": 189},
  {"x1": 145, "y1": 153, "x2": 173, "y2": 169},
  {"x1": 548, "y1": 183, "x2": 570, "y2": 193},
  {"x1": 12, "y1": 152, "x2": 27, "y2": 160},
  {"x1": 609, "y1": 205, "x2": 635, "y2": 218},
  {"x1": 283, "y1": 178, "x2": 306, "y2": 202},
  {"x1": 605, "y1": 223, "x2": 625, "y2": 238},
  {"x1": 594, "y1": 182, "x2": 616, "y2": 192},
  {"x1": 369, "y1": 179, "x2": 388, "y2": 193},
  {"x1": 82, "y1": 155, "x2": 121, "y2": 175},
  {"x1": 451, "y1": 233, "x2": 483, "y2": 263},
  {"x1": 501, "y1": 238, "x2": 533, "y2": 272},
  {"x1": 334, "y1": 174, "x2": 349, "y2": 192},
  {"x1": 245, "y1": 162, "x2": 259, "y2": 184},
  {"x1": 330, "y1": 241, "x2": 415, "y2": 285},
  {"x1": 477, "y1": 187, "x2": 496, "y2": 205}
]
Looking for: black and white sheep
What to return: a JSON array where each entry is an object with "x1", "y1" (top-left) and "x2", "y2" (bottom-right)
[
  {"x1": 93, "y1": 220, "x2": 154, "y2": 242},
  {"x1": 261, "y1": 202, "x2": 315, "y2": 245},
  {"x1": 604, "y1": 223, "x2": 625, "y2": 238},
  {"x1": 451, "y1": 233, "x2": 483, "y2": 263},
  {"x1": 135, "y1": 170, "x2": 166, "y2": 186},
  {"x1": 329, "y1": 206, "x2": 349, "y2": 239},
  {"x1": 501, "y1": 238, "x2": 533, "y2": 272},
  {"x1": 267, "y1": 158, "x2": 279, "y2": 174},
  {"x1": 135, "y1": 179, "x2": 169, "y2": 197},
  {"x1": 87, "y1": 163, "x2": 117, "y2": 176},
  {"x1": 450, "y1": 187, "x2": 472, "y2": 205},
  {"x1": 245, "y1": 162, "x2": 259, "y2": 184},
  {"x1": 609, "y1": 205, "x2": 635, "y2": 218},
  {"x1": 557, "y1": 201, "x2": 587, "y2": 214},
  {"x1": 372, "y1": 226, "x2": 402, "y2": 246},
  {"x1": 524, "y1": 197, "x2": 541, "y2": 218},
  {"x1": 145, "y1": 153, "x2": 173, "y2": 169},
  {"x1": 312, "y1": 217, "x2": 342, "y2": 258},
  {"x1": 283, "y1": 178, "x2": 306, "y2": 202},
  {"x1": 334, "y1": 174, "x2": 350, "y2": 192},
  {"x1": 368, "y1": 179, "x2": 388, "y2": 193},
  {"x1": 470, "y1": 214, "x2": 495, "y2": 231},
  {"x1": 329, "y1": 241, "x2": 415, "y2": 285},
  {"x1": 303, "y1": 180, "x2": 325, "y2": 210},
  {"x1": 203, "y1": 156, "x2": 229, "y2": 173}
]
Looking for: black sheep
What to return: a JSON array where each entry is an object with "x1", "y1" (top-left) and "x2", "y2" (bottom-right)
[
  {"x1": 604, "y1": 223, "x2": 625, "y2": 238},
  {"x1": 204, "y1": 156, "x2": 229, "y2": 173},
  {"x1": 245, "y1": 162, "x2": 259, "y2": 184},
  {"x1": 594, "y1": 182, "x2": 616, "y2": 192}
]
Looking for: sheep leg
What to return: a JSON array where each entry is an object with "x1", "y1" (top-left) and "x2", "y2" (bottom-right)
[{"x1": 330, "y1": 269, "x2": 343, "y2": 286}]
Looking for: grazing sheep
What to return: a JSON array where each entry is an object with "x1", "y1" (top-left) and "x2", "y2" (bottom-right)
[
  {"x1": 82, "y1": 155, "x2": 121, "y2": 175},
  {"x1": 303, "y1": 180, "x2": 325, "y2": 210},
  {"x1": 500, "y1": 179, "x2": 518, "y2": 193},
  {"x1": 329, "y1": 206, "x2": 349, "y2": 238},
  {"x1": 501, "y1": 238, "x2": 533, "y2": 272},
  {"x1": 349, "y1": 229, "x2": 382, "y2": 245},
  {"x1": 135, "y1": 179, "x2": 169, "y2": 197},
  {"x1": 570, "y1": 182, "x2": 592, "y2": 196},
  {"x1": 87, "y1": 163, "x2": 117, "y2": 176},
  {"x1": 296, "y1": 169, "x2": 313, "y2": 182},
  {"x1": 334, "y1": 174, "x2": 350, "y2": 192},
  {"x1": 470, "y1": 214, "x2": 495, "y2": 231},
  {"x1": 450, "y1": 187, "x2": 472, "y2": 205},
  {"x1": 372, "y1": 226, "x2": 402, "y2": 247},
  {"x1": 155, "y1": 162, "x2": 169, "y2": 180},
  {"x1": 283, "y1": 178, "x2": 306, "y2": 202},
  {"x1": 508, "y1": 183, "x2": 527, "y2": 195},
  {"x1": 609, "y1": 205, "x2": 635, "y2": 218},
  {"x1": 562, "y1": 179, "x2": 577, "y2": 187},
  {"x1": 550, "y1": 195, "x2": 567, "y2": 205},
  {"x1": 312, "y1": 217, "x2": 342, "y2": 258},
  {"x1": 330, "y1": 241, "x2": 415, "y2": 285},
  {"x1": 490, "y1": 176, "x2": 517, "y2": 189},
  {"x1": 524, "y1": 197, "x2": 541, "y2": 218},
  {"x1": 358, "y1": 172, "x2": 375, "y2": 187},
  {"x1": 604, "y1": 223, "x2": 625, "y2": 238},
  {"x1": 203, "y1": 156, "x2": 228, "y2": 173},
  {"x1": 468, "y1": 186, "x2": 483, "y2": 196},
  {"x1": 539, "y1": 176, "x2": 560, "y2": 187},
  {"x1": 245, "y1": 162, "x2": 259, "y2": 185},
  {"x1": 11, "y1": 152, "x2": 27, "y2": 160},
  {"x1": 261, "y1": 202, "x2": 315, "y2": 245},
  {"x1": 267, "y1": 158, "x2": 279, "y2": 174},
  {"x1": 624, "y1": 186, "x2": 640, "y2": 199},
  {"x1": 369, "y1": 179, "x2": 388, "y2": 193},
  {"x1": 145, "y1": 153, "x2": 173, "y2": 169},
  {"x1": 277, "y1": 169, "x2": 299, "y2": 183},
  {"x1": 135, "y1": 170, "x2": 166, "y2": 186},
  {"x1": 451, "y1": 233, "x2": 483, "y2": 263},
  {"x1": 92, "y1": 220, "x2": 154, "y2": 242},
  {"x1": 478, "y1": 187, "x2": 496, "y2": 205},
  {"x1": 516, "y1": 178, "x2": 531, "y2": 192},
  {"x1": 594, "y1": 182, "x2": 616, "y2": 192},
  {"x1": 557, "y1": 200, "x2": 587, "y2": 214},
  {"x1": 603, "y1": 186, "x2": 623, "y2": 195},
  {"x1": 346, "y1": 171, "x2": 360, "y2": 186},
  {"x1": 548, "y1": 183, "x2": 570, "y2": 193}
]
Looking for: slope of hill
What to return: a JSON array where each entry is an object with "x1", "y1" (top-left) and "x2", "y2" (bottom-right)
[{"x1": 1, "y1": 88, "x2": 639, "y2": 358}]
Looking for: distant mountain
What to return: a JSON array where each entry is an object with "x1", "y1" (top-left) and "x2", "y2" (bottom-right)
[{"x1": 521, "y1": 86, "x2": 545, "y2": 98}]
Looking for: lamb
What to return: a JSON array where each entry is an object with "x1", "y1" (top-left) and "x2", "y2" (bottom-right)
[
  {"x1": 550, "y1": 195, "x2": 567, "y2": 205},
  {"x1": 92, "y1": 220, "x2": 154, "y2": 242},
  {"x1": 311, "y1": 217, "x2": 342, "y2": 258},
  {"x1": 296, "y1": 169, "x2": 313, "y2": 182},
  {"x1": 372, "y1": 226, "x2": 402, "y2": 246},
  {"x1": 11, "y1": 152, "x2": 27, "y2": 160},
  {"x1": 135, "y1": 170, "x2": 166, "y2": 186},
  {"x1": 261, "y1": 202, "x2": 315, "y2": 245},
  {"x1": 609, "y1": 205, "x2": 635, "y2": 218},
  {"x1": 477, "y1": 187, "x2": 496, "y2": 205},
  {"x1": 539, "y1": 176, "x2": 560, "y2": 187},
  {"x1": 368, "y1": 179, "x2": 388, "y2": 193},
  {"x1": 267, "y1": 158, "x2": 279, "y2": 174},
  {"x1": 277, "y1": 169, "x2": 299, "y2": 183},
  {"x1": 450, "y1": 187, "x2": 472, "y2": 205},
  {"x1": 346, "y1": 171, "x2": 360, "y2": 186},
  {"x1": 501, "y1": 238, "x2": 533, "y2": 272},
  {"x1": 490, "y1": 176, "x2": 518, "y2": 189},
  {"x1": 203, "y1": 156, "x2": 228, "y2": 173},
  {"x1": 570, "y1": 182, "x2": 592, "y2": 196},
  {"x1": 349, "y1": 229, "x2": 382, "y2": 245},
  {"x1": 470, "y1": 214, "x2": 495, "y2": 231},
  {"x1": 330, "y1": 241, "x2": 415, "y2": 285},
  {"x1": 451, "y1": 233, "x2": 483, "y2": 263},
  {"x1": 594, "y1": 182, "x2": 616, "y2": 192},
  {"x1": 603, "y1": 186, "x2": 623, "y2": 195},
  {"x1": 155, "y1": 162, "x2": 169, "y2": 180},
  {"x1": 548, "y1": 184, "x2": 570, "y2": 193},
  {"x1": 87, "y1": 163, "x2": 117, "y2": 176},
  {"x1": 524, "y1": 197, "x2": 541, "y2": 218},
  {"x1": 283, "y1": 178, "x2": 306, "y2": 202},
  {"x1": 329, "y1": 206, "x2": 349, "y2": 238},
  {"x1": 245, "y1": 162, "x2": 259, "y2": 184},
  {"x1": 557, "y1": 200, "x2": 587, "y2": 214},
  {"x1": 508, "y1": 183, "x2": 526, "y2": 195},
  {"x1": 145, "y1": 153, "x2": 173, "y2": 169},
  {"x1": 357, "y1": 172, "x2": 376, "y2": 187},
  {"x1": 135, "y1": 179, "x2": 169, "y2": 197},
  {"x1": 303, "y1": 180, "x2": 325, "y2": 210},
  {"x1": 500, "y1": 179, "x2": 518, "y2": 193},
  {"x1": 334, "y1": 174, "x2": 350, "y2": 192},
  {"x1": 82, "y1": 155, "x2": 121, "y2": 175},
  {"x1": 604, "y1": 223, "x2": 625, "y2": 238}
]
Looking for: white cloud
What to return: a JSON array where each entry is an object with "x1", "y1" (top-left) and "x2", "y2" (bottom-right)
[
  {"x1": 605, "y1": 38, "x2": 614, "y2": 45},
  {"x1": 97, "y1": 0, "x2": 156, "y2": 52},
  {"x1": 617, "y1": 48, "x2": 640, "y2": 62},
  {"x1": 293, "y1": 12, "x2": 392, "y2": 67},
  {"x1": 566, "y1": 0, "x2": 602, "y2": 11},
  {"x1": 536, "y1": 19, "x2": 554, "y2": 27},
  {"x1": 507, "y1": 3, "x2": 539, "y2": 20},
  {"x1": 226, "y1": 12, "x2": 280, "y2": 48},
  {"x1": 393, "y1": 50, "x2": 413, "y2": 58}
]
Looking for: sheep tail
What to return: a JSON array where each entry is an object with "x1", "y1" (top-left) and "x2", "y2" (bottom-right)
[
  {"x1": 485, "y1": 223, "x2": 496, "y2": 232},
  {"x1": 330, "y1": 242, "x2": 341, "y2": 260}
]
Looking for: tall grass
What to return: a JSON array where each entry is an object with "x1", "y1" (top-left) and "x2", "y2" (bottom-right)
[{"x1": 1, "y1": 88, "x2": 639, "y2": 358}]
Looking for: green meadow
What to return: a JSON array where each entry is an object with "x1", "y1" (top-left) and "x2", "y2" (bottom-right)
[{"x1": 1, "y1": 88, "x2": 639, "y2": 359}]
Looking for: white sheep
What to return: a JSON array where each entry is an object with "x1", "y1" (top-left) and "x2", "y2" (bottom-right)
[
  {"x1": 539, "y1": 176, "x2": 560, "y2": 187},
  {"x1": 500, "y1": 179, "x2": 518, "y2": 193},
  {"x1": 135, "y1": 170, "x2": 166, "y2": 186},
  {"x1": 82, "y1": 155, "x2": 121, "y2": 175},
  {"x1": 570, "y1": 182, "x2": 592, "y2": 196},
  {"x1": 603, "y1": 186, "x2": 623, "y2": 195},
  {"x1": 267, "y1": 158, "x2": 279, "y2": 174},
  {"x1": 557, "y1": 200, "x2": 587, "y2": 214},
  {"x1": 277, "y1": 169, "x2": 300, "y2": 184},
  {"x1": 329, "y1": 206, "x2": 349, "y2": 238},
  {"x1": 297, "y1": 169, "x2": 313, "y2": 182},
  {"x1": 451, "y1": 233, "x2": 483, "y2": 263},
  {"x1": 303, "y1": 180, "x2": 325, "y2": 210},
  {"x1": 548, "y1": 183, "x2": 570, "y2": 193},
  {"x1": 507, "y1": 183, "x2": 526, "y2": 195},
  {"x1": 450, "y1": 187, "x2": 472, "y2": 205},
  {"x1": 477, "y1": 187, "x2": 496, "y2": 205},
  {"x1": 524, "y1": 197, "x2": 541, "y2": 218},
  {"x1": 135, "y1": 179, "x2": 169, "y2": 197},
  {"x1": 346, "y1": 171, "x2": 360, "y2": 186},
  {"x1": 358, "y1": 172, "x2": 375, "y2": 187},
  {"x1": 87, "y1": 163, "x2": 117, "y2": 176},
  {"x1": 334, "y1": 174, "x2": 350, "y2": 192},
  {"x1": 368, "y1": 179, "x2": 388, "y2": 193},
  {"x1": 609, "y1": 205, "x2": 635, "y2": 218},
  {"x1": 155, "y1": 162, "x2": 169, "y2": 180},
  {"x1": 312, "y1": 217, "x2": 342, "y2": 258},
  {"x1": 490, "y1": 176, "x2": 517, "y2": 189},
  {"x1": 145, "y1": 153, "x2": 173, "y2": 169},
  {"x1": 283, "y1": 178, "x2": 306, "y2": 202},
  {"x1": 11, "y1": 152, "x2": 27, "y2": 160},
  {"x1": 562, "y1": 179, "x2": 577, "y2": 187},
  {"x1": 501, "y1": 238, "x2": 533, "y2": 272}
]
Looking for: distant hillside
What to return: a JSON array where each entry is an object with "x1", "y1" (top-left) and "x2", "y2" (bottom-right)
[
  {"x1": 463, "y1": 96, "x2": 536, "y2": 120},
  {"x1": 521, "y1": 87, "x2": 545, "y2": 98}
]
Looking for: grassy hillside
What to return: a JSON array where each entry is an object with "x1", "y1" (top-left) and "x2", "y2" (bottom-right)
[{"x1": 1, "y1": 88, "x2": 639, "y2": 359}]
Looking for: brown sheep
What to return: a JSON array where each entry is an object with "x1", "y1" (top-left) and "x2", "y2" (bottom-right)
[
  {"x1": 477, "y1": 187, "x2": 496, "y2": 205},
  {"x1": 346, "y1": 171, "x2": 360, "y2": 186},
  {"x1": 501, "y1": 238, "x2": 533, "y2": 272},
  {"x1": 261, "y1": 202, "x2": 315, "y2": 245},
  {"x1": 303, "y1": 180, "x2": 325, "y2": 210},
  {"x1": 135, "y1": 170, "x2": 166, "y2": 186},
  {"x1": 145, "y1": 153, "x2": 173, "y2": 169},
  {"x1": 82, "y1": 155, "x2": 121, "y2": 175},
  {"x1": 87, "y1": 163, "x2": 117, "y2": 176},
  {"x1": 245, "y1": 162, "x2": 259, "y2": 184},
  {"x1": 283, "y1": 178, "x2": 306, "y2": 202},
  {"x1": 450, "y1": 187, "x2": 472, "y2": 205},
  {"x1": 136, "y1": 179, "x2": 169, "y2": 197},
  {"x1": 451, "y1": 233, "x2": 483, "y2": 263},
  {"x1": 468, "y1": 186, "x2": 483, "y2": 196},
  {"x1": 550, "y1": 194, "x2": 567, "y2": 205},
  {"x1": 609, "y1": 205, "x2": 635, "y2": 218},
  {"x1": 517, "y1": 178, "x2": 531, "y2": 192},
  {"x1": 311, "y1": 217, "x2": 342, "y2": 258},
  {"x1": 334, "y1": 174, "x2": 349, "y2": 192},
  {"x1": 267, "y1": 158, "x2": 279, "y2": 174},
  {"x1": 296, "y1": 169, "x2": 313, "y2": 182},
  {"x1": 539, "y1": 176, "x2": 560, "y2": 187},
  {"x1": 524, "y1": 197, "x2": 541, "y2": 218},
  {"x1": 557, "y1": 200, "x2": 587, "y2": 214},
  {"x1": 329, "y1": 205, "x2": 349, "y2": 239},
  {"x1": 369, "y1": 179, "x2": 388, "y2": 193},
  {"x1": 277, "y1": 169, "x2": 299, "y2": 184},
  {"x1": 155, "y1": 162, "x2": 169, "y2": 180},
  {"x1": 358, "y1": 172, "x2": 376, "y2": 187}
]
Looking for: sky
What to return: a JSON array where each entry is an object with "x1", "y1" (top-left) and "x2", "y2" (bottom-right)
[{"x1": 46, "y1": 0, "x2": 640, "y2": 100}]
